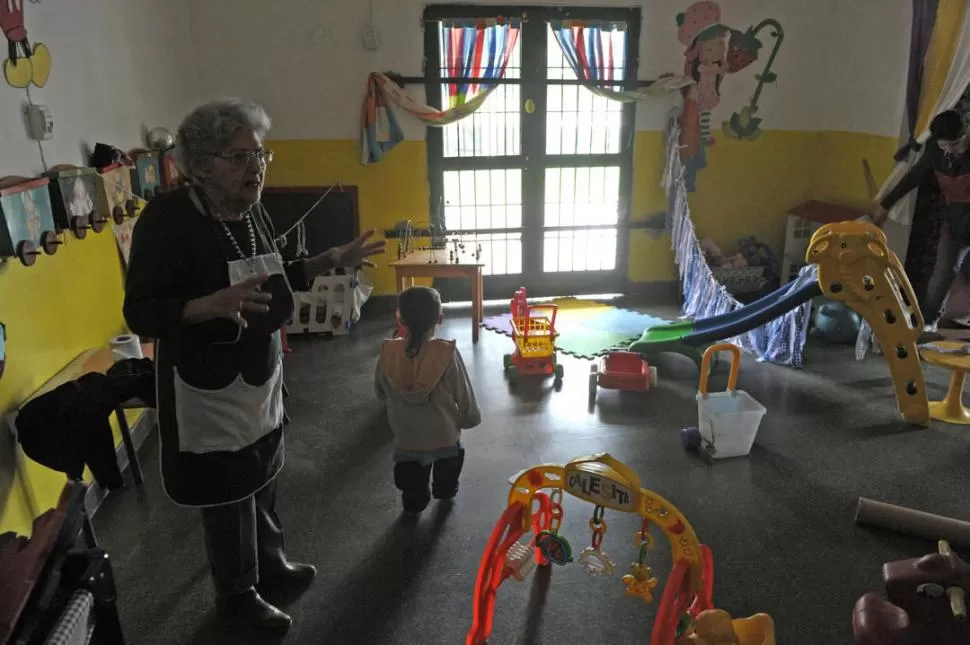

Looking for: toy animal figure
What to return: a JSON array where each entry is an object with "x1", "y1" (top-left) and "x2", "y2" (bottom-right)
[
  {"x1": 622, "y1": 562, "x2": 658, "y2": 603},
  {"x1": 680, "y1": 609, "x2": 776, "y2": 645},
  {"x1": 0, "y1": 0, "x2": 51, "y2": 88}
]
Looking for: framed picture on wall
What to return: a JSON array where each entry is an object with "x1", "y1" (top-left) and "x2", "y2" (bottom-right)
[{"x1": 261, "y1": 186, "x2": 360, "y2": 262}]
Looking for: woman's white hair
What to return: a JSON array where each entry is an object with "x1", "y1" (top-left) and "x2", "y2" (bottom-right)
[{"x1": 174, "y1": 98, "x2": 271, "y2": 181}]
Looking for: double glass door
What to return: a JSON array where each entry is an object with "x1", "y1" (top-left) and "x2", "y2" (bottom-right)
[{"x1": 425, "y1": 6, "x2": 640, "y2": 299}]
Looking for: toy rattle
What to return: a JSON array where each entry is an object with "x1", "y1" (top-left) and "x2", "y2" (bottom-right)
[
  {"x1": 623, "y1": 518, "x2": 659, "y2": 603},
  {"x1": 534, "y1": 489, "x2": 573, "y2": 565},
  {"x1": 578, "y1": 505, "x2": 616, "y2": 576}
]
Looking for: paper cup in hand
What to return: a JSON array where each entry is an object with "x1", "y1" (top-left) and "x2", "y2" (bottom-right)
[{"x1": 110, "y1": 335, "x2": 144, "y2": 362}]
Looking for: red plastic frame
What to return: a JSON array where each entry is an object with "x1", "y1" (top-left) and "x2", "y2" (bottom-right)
[
  {"x1": 597, "y1": 351, "x2": 651, "y2": 391},
  {"x1": 468, "y1": 499, "x2": 716, "y2": 645}
]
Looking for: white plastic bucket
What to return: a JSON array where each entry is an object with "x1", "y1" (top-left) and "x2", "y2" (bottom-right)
[{"x1": 696, "y1": 343, "x2": 766, "y2": 459}]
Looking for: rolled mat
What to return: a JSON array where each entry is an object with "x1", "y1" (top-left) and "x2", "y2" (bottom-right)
[{"x1": 855, "y1": 497, "x2": 970, "y2": 548}]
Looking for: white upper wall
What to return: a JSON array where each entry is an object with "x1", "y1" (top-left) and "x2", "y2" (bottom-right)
[
  {"x1": 823, "y1": 0, "x2": 911, "y2": 137},
  {"x1": 0, "y1": 0, "x2": 201, "y2": 177},
  {"x1": 191, "y1": 0, "x2": 913, "y2": 141},
  {"x1": 0, "y1": 0, "x2": 908, "y2": 157}
]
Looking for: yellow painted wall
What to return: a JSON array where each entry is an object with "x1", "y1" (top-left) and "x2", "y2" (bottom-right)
[
  {"x1": 0, "y1": 227, "x2": 132, "y2": 536},
  {"x1": 0, "y1": 131, "x2": 901, "y2": 535},
  {"x1": 812, "y1": 131, "x2": 900, "y2": 208},
  {"x1": 268, "y1": 129, "x2": 895, "y2": 293},
  {"x1": 265, "y1": 140, "x2": 429, "y2": 295}
]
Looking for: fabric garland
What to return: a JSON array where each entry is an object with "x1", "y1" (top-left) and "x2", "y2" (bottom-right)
[
  {"x1": 663, "y1": 112, "x2": 813, "y2": 366},
  {"x1": 360, "y1": 19, "x2": 521, "y2": 164},
  {"x1": 550, "y1": 20, "x2": 693, "y2": 101}
]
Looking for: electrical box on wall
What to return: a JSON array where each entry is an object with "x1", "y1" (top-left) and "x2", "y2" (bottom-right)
[
  {"x1": 361, "y1": 24, "x2": 380, "y2": 51},
  {"x1": 25, "y1": 104, "x2": 54, "y2": 141}
]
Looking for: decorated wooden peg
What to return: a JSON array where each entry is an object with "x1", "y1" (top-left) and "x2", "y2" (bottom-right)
[
  {"x1": 40, "y1": 230, "x2": 61, "y2": 255},
  {"x1": 129, "y1": 149, "x2": 161, "y2": 201},
  {"x1": 89, "y1": 211, "x2": 108, "y2": 234},
  {"x1": 97, "y1": 163, "x2": 136, "y2": 226},
  {"x1": 71, "y1": 213, "x2": 91, "y2": 238},
  {"x1": 0, "y1": 176, "x2": 57, "y2": 262},
  {"x1": 16, "y1": 239, "x2": 40, "y2": 266},
  {"x1": 46, "y1": 166, "x2": 100, "y2": 239}
]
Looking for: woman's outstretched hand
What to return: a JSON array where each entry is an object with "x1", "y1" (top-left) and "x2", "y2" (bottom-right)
[
  {"x1": 870, "y1": 203, "x2": 888, "y2": 228},
  {"x1": 184, "y1": 275, "x2": 272, "y2": 327},
  {"x1": 333, "y1": 229, "x2": 386, "y2": 268}
]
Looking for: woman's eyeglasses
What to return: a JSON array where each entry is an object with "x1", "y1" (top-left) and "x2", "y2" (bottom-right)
[{"x1": 214, "y1": 148, "x2": 274, "y2": 168}]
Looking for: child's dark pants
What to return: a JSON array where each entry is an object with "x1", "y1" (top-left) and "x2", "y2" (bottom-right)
[{"x1": 393, "y1": 447, "x2": 465, "y2": 513}]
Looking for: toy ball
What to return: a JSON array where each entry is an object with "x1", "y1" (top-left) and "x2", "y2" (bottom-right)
[
  {"x1": 147, "y1": 126, "x2": 174, "y2": 151},
  {"x1": 812, "y1": 301, "x2": 862, "y2": 344},
  {"x1": 681, "y1": 427, "x2": 701, "y2": 452}
]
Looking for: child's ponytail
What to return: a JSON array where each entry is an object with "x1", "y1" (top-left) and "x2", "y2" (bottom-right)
[{"x1": 397, "y1": 286, "x2": 442, "y2": 358}]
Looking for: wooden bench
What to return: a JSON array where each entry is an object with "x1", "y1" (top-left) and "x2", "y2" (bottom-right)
[{"x1": 5, "y1": 343, "x2": 155, "y2": 545}]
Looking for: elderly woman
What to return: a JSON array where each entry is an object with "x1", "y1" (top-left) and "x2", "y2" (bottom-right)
[{"x1": 124, "y1": 99, "x2": 384, "y2": 632}]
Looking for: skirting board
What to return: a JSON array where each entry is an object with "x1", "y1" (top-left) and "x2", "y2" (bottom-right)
[
  {"x1": 84, "y1": 411, "x2": 157, "y2": 518},
  {"x1": 361, "y1": 280, "x2": 681, "y2": 318}
]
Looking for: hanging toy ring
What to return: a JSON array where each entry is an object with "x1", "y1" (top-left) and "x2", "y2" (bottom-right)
[
  {"x1": 579, "y1": 545, "x2": 616, "y2": 576},
  {"x1": 633, "y1": 528, "x2": 656, "y2": 551},
  {"x1": 579, "y1": 506, "x2": 615, "y2": 576}
]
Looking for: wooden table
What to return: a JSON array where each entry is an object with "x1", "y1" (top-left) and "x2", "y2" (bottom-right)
[
  {"x1": 390, "y1": 250, "x2": 485, "y2": 342},
  {"x1": 23, "y1": 342, "x2": 155, "y2": 485},
  {"x1": 920, "y1": 341, "x2": 970, "y2": 425}
]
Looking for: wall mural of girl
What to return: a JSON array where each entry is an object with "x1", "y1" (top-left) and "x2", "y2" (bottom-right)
[{"x1": 676, "y1": 1, "x2": 784, "y2": 192}]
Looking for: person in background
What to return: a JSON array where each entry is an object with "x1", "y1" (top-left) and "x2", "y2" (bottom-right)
[
  {"x1": 375, "y1": 287, "x2": 481, "y2": 515},
  {"x1": 124, "y1": 98, "x2": 384, "y2": 632},
  {"x1": 873, "y1": 110, "x2": 970, "y2": 340}
]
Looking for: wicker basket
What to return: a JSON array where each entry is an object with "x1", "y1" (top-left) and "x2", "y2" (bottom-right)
[{"x1": 712, "y1": 265, "x2": 766, "y2": 294}]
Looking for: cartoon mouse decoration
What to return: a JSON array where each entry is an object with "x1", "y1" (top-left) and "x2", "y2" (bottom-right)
[{"x1": 0, "y1": 0, "x2": 51, "y2": 88}]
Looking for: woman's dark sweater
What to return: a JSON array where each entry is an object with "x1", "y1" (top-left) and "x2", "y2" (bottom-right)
[
  {"x1": 124, "y1": 187, "x2": 309, "y2": 506},
  {"x1": 881, "y1": 141, "x2": 970, "y2": 244}
]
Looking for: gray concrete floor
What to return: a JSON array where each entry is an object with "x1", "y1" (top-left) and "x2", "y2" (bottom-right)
[{"x1": 92, "y1": 303, "x2": 970, "y2": 645}]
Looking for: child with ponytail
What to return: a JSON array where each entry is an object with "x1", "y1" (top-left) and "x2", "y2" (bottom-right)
[{"x1": 375, "y1": 286, "x2": 481, "y2": 514}]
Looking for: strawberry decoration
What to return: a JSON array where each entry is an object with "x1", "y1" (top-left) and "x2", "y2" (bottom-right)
[
  {"x1": 725, "y1": 27, "x2": 763, "y2": 73},
  {"x1": 722, "y1": 19, "x2": 785, "y2": 142},
  {"x1": 330, "y1": 313, "x2": 342, "y2": 330}
]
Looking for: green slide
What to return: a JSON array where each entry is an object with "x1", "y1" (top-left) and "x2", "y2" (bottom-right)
[
  {"x1": 629, "y1": 281, "x2": 822, "y2": 368},
  {"x1": 629, "y1": 322, "x2": 708, "y2": 368}
]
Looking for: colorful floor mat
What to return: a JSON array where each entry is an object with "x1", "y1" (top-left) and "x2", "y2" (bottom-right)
[{"x1": 481, "y1": 298, "x2": 669, "y2": 359}]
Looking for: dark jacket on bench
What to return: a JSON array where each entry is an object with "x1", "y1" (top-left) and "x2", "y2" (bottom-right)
[{"x1": 16, "y1": 360, "x2": 155, "y2": 489}]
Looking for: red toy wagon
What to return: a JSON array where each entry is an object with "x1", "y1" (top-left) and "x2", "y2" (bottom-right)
[{"x1": 589, "y1": 351, "x2": 657, "y2": 403}]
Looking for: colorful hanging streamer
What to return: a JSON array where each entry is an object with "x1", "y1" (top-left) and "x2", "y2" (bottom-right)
[{"x1": 663, "y1": 112, "x2": 813, "y2": 366}]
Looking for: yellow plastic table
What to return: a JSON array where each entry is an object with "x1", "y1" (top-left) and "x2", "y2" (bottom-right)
[{"x1": 920, "y1": 341, "x2": 970, "y2": 425}]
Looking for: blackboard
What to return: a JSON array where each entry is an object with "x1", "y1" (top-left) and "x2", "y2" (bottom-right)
[{"x1": 262, "y1": 186, "x2": 359, "y2": 261}]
